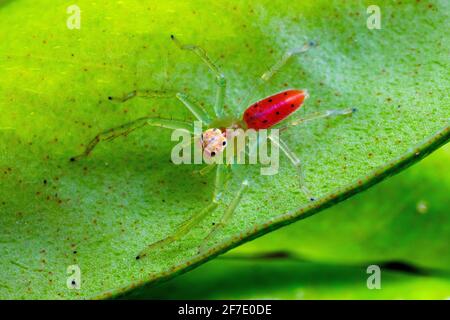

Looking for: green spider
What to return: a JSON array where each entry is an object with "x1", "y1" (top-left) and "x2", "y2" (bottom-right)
[{"x1": 70, "y1": 35, "x2": 355, "y2": 259}]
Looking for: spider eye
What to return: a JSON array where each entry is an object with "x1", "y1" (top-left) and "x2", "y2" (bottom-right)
[
  {"x1": 222, "y1": 141, "x2": 226, "y2": 146},
  {"x1": 211, "y1": 152, "x2": 216, "y2": 157}
]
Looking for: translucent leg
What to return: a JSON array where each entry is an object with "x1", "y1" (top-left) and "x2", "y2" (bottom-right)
[
  {"x1": 239, "y1": 40, "x2": 317, "y2": 111},
  {"x1": 198, "y1": 178, "x2": 249, "y2": 253},
  {"x1": 171, "y1": 35, "x2": 226, "y2": 118},
  {"x1": 108, "y1": 89, "x2": 173, "y2": 103},
  {"x1": 136, "y1": 163, "x2": 227, "y2": 259},
  {"x1": 70, "y1": 117, "x2": 193, "y2": 161},
  {"x1": 277, "y1": 108, "x2": 356, "y2": 131},
  {"x1": 109, "y1": 89, "x2": 212, "y2": 125},
  {"x1": 176, "y1": 92, "x2": 212, "y2": 124},
  {"x1": 194, "y1": 163, "x2": 217, "y2": 176},
  {"x1": 261, "y1": 41, "x2": 317, "y2": 82},
  {"x1": 269, "y1": 136, "x2": 314, "y2": 201}
]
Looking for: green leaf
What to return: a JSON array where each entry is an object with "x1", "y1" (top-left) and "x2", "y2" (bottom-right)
[
  {"x1": 120, "y1": 257, "x2": 450, "y2": 299},
  {"x1": 232, "y1": 143, "x2": 450, "y2": 271},
  {"x1": 0, "y1": 0, "x2": 448, "y2": 299}
]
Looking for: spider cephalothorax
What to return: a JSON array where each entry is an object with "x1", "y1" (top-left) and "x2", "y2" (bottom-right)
[{"x1": 200, "y1": 128, "x2": 227, "y2": 158}]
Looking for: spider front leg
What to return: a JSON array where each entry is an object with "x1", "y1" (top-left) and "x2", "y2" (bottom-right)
[
  {"x1": 108, "y1": 89, "x2": 173, "y2": 103},
  {"x1": 136, "y1": 163, "x2": 228, "y2": 259},
  {"x1": 70, "y1": 117, "x2": 193, "y2": 161},
  {"x1": 171, "y1": 35, "x2": 226, "y2": 118},
  {"x1": 109, "y1": 89, "x2": 212, "y2": 125}
]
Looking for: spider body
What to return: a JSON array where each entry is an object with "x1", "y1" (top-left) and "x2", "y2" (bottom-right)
[
  {"x1": 71, "y1": 36, "x2": 355, "y2": 259},
  {"x1": 201, "y1": 89, "x2": 308, "y2": 158},
  {"x1": 243, "y1": 89, "x2": 308, "y2": 129}
]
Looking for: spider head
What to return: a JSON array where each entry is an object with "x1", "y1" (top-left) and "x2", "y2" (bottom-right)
[{"x1": 200, "y1": 128, "x2": 227, "y2": 159}]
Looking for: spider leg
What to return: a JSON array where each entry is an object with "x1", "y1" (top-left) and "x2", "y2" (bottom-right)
[
  {"x1": 109, "y1": 89, "x2": 212, "y2": 125},
  {"x1": 198, "y1": 178, "x2": 249, "y2": 253},
  {"x1": 260, "y1": 40, "x2": 317, "y2": 82},
  {"x1": 70, "y1": 117, "x2": 193, "y2": 161},
  {"x1": 276, "y1": 108, "x2": 356, "y2": 131},
  {"x1": 171, "y1": 35, "x2": 226, "y2": 118},
  {"x1": 176, "y1": 92, "x2": 212, "y2": 125},
  {"x1": 239, "y1": 40, "x2": 317, "y2": 112},
  {"x1": 194, "y1": 163, "x2": 217, "y2": 176},
  {"x1": 269, "y1": 136, "x2": 314, "y2": 201},
  {"x1": 136, "y1": 163, "x2": 228, "y2": 259},
  {"x1": 108, "y1": 89, "x2": 173, "y2": 103}
]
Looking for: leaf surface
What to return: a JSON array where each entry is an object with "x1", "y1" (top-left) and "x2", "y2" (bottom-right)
[{"x1": 0, "y1": 0, "x2": 448, "y2": 299}]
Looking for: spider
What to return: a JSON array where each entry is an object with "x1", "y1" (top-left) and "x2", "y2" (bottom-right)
[{"x1": 70, "y1": 35, "x2": 355, "y2": 259}]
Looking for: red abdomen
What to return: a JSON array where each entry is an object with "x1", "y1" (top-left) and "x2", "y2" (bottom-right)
[{"x1": 243, "y1": 89, "x2": 308, "y2": 129}]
